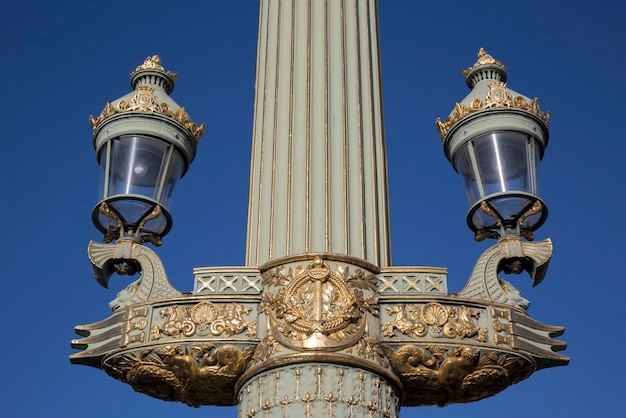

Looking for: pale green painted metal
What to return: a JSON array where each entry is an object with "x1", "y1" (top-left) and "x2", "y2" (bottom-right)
[
  {"x1": 244, "y1": 0, "x2": 392, "y2": 268},
  {"x1": 71, "y1": 1, "x2": 568, "y2": 417},
  {"x1": 92, "y1": 70, "x2": 197, "y2": 169}
]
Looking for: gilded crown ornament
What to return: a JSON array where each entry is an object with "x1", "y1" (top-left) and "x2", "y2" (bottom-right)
[
  {"x1": 436, "y1": 48, "x2": 550, "y2": 141},
  {"x1": 132, "y1": 54, "x2": 179, "y2": 82},
  {"x1": 89, "y1": 55, "x2": 205, "y2": 142},
  {"x1": 462, "y1": 47, "x2": 506, "y2": 78}
]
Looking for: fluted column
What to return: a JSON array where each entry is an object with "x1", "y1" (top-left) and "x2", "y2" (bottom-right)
[{"x1": 245, "y1": 0, "x2": 391, "y2": 267}]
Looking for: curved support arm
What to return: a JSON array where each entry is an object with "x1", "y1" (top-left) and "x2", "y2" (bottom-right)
[
  {"x1": 456, "y1": 238, "x2": 552, "y2": 310},
  {"x1": 88, "y1": 240, "x2": 182, "y2": 310}
]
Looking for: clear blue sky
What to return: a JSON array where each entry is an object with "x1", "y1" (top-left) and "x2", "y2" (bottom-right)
[{"x1": 1, "y1": 1, "x2": 624, "y2": 417}]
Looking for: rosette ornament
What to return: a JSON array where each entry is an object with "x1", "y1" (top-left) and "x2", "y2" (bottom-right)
[
  {"x1": 436, "y1": 49, "x2": 550, "y2": 241},
  {"x1": 89, "y1": 55, "x2": 205, "y2": 245}
]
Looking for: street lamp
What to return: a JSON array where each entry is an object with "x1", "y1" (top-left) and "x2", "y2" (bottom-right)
[
  {"x1": 436, "y1": 48, "x2": 550, "y2": 241},
  {"x1": 89, "y1": 55, "x2": 205, "y2": 246},
  {"x1": 72, "y1": 4, "x2": 568, "y2": 416}
]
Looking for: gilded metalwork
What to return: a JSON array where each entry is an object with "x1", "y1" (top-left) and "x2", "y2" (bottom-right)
[
  {"x1": 487, "y1": 305, "x2": 567, "y2": 368},
  {"x1": 517, "y1": 200, "x2": 544, "y2": 240},
  {"x1": 89, "y1": 96, "x2": 206, "y2": 141},
  {"x1": 123, "y1": 306, "x2": 149, "y2": 346},
  {"x1": 74, "y1": 15, "x2": 570, "y2": 413},
  {"x1": 384, "y1": 344, "x2": 534, "y2": 406},
  {"x1": 462, "y1": 48, "x2": 506, "y2": 77},
  {"x1": 473, "y1": 199, "x2": 546, "y2": 242},
  {"x1": 131, "y1": 55, "x2": 178, "y2": 81},
  {"x1": 350, "y1": 337, "x2": 391, "y2": 368},
  {"x1": 151, "y1": 302, "x2": 258, "y2": 340},
  {"x1": 105, "y1": 344, "x2": 254, "y2": 407},
  {"x1": 474, "y1": 200, "x2": 503, "y2": 241},
  {"x1": 238, "y1": 365, "x2": 400, "y2": 418},
  {"x1": 435, "y1": 103, "x2": 474, "y2": 140},
  {"x1": 436, "y1": 49, "x2": 550, "y2": 141},
  {"x1": 250, "y1": 335, "x2": 283, "y2": 365},
  {"x1": 88, "y1": 55, "x2": 205, "y2": 141},
  {"x1": 485, "y1": 81, "x2": 513, "y2": 107},
  {"x1": 260, "y1": 257, "x2": 378, "y2": 350},
  {"x1": 98, "y1": 202, "x2": 123, "y2": 243},
  {"x1": 97, "y1": 201, "x2": 165, "y2": 246},
  {"x1": 74, "y1": 245, "x2": 568, "y2": 411},
  {"x1": 88, "y1": 240, "x2": 181, "y2": 305},
  {"x1": 382, "y1": 303, "x2": 488, "y2": 342},
  {"x1": 382, "y1": 304, "x2": 425, "y2": 337},
  {"x1": 457, "y1": 237, "x2": 552, "y2": 306},
  {"x1": 435, "y1": 85, "x2": 550, "y2": 140}
]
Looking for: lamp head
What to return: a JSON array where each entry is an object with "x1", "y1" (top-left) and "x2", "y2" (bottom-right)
[
  {"x1": 89, "y1": 55, "x2": 205, "y2": 245},
  {"x1": 435, "y1": 49, "x2": 550, "y2": 241}
]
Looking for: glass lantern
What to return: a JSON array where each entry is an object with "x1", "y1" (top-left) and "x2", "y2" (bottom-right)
[
  {"x1": 89, "y1": 56, "x2": 204, "y2": 245},
  {"x1": 94, "y1": 134, "x2": 185, "y2": 244},
  {"x1": 453, "y1": 130, "x2": 547, "y2": 239},
  {"x1": 436, "y1": 49, "x2": 550, "y2": 241}
]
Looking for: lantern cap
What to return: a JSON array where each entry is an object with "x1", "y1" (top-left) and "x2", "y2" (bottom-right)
[
  {"x1": 130, "y1": 55, "x2": 179, "y2": 93},
  {"x1": 435, "y1": 49, "x2": 550, "y2": 144},
  {"x1": 88, "y1": 55, "x2": 206, "y2": 144},
  {"x1": 462, "y1": 47, "x2": 507, "y2": 88}
]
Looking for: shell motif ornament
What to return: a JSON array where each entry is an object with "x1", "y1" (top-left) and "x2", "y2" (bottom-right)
[{"x1": 422, "y1": 303, "x2": 449, "y2": 327}]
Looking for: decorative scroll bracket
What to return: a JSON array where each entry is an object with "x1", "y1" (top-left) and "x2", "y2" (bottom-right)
[
  {"x1": 88, "y1": 240, "x2": 182, "y2": 310},
  {"x1": 457, "y1": 237, "x2": 553, "y2": 309}
]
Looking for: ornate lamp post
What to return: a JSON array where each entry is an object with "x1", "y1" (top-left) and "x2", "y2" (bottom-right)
[{"x1": 72, "y1": 2, "x2": 567, "y2": 417}]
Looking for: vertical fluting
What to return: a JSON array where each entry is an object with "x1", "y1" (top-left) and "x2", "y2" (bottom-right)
[
  {"x1": 246, "y1": 0, "x2": 391, "y2": 267},
  {"x1": 238, "y1": 365, "x2": 399, "y2": 418}
]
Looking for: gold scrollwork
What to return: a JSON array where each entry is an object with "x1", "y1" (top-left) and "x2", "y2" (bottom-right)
[
  {"x1": 470, "y1": 98, "x2": 483, "y2": 109},
  {"x1": 514, "y1": 96, "x2": 526, "y2": 106},
  {"x1": 437, "y1": 48, "x2": 550, "y2": 140},
  {"x1": 250, "y1": 335, "x2": 283, "y2": 365},
  {"x1": 382, "y1": 303, "x2": 488, "y2": 342},
  {"x1": 260, "y1": 257, "x2": 378, "y2": 350},
  {"x1": 131, "y1": 55, "x2": 178, "y2": 82},
  {"x1": 353, "y1": 337, "x2": 391, "y2": 368},
  {"x1": 384, "y1": 344, "x2": 533, "y2": 406},
  {"x1": 435, "y1": 86, "x2": 550, "y2": 141},
  {"x1": 106, "y1": 343, "x2": 254, "y2": 407},
  {"x1": 484, "y1": 81, "x2": 513, "y2": 107},
  {"x1": 89, "y1": 55, "x2": 205, "y2": 141},
  {"x1": 151, "y1": 302, "x2": 257, "y2": 340},
  {"x1": 462, "y1": 48, "x2": 506, "y2": 77},
  {"x1": 89, "y1": 92, "x2": 206, "y2": 141}
]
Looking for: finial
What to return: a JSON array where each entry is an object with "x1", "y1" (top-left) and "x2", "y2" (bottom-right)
[
  {"x1": 130, "y1": 54, "x2": 179, "y2": 83},
  {"x1": 435, "y1": 48, "x2": 549, "y2": 141},
  {"x1": 461, "y1": 48, "x2": 508, "y2": 89},
  {"x1": 135, "y1": 55, "x2": 165, "y2": 72},
  {"x1": 462, "y1": 48, "x2": 506, "y2": 78},
  {"x1": 89, "y1": 55, "x2": 204, "y2": 141}
]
